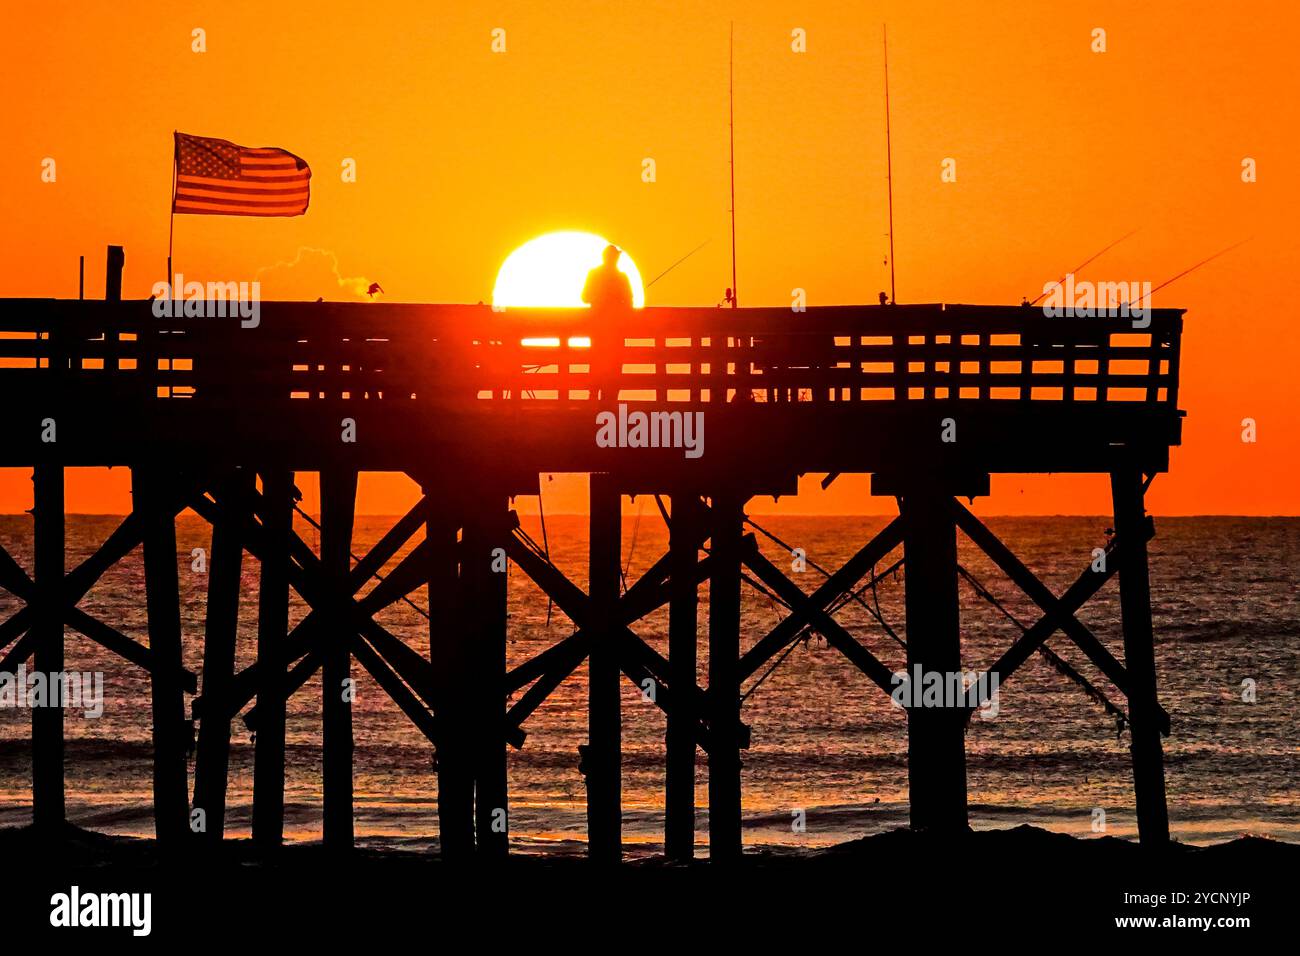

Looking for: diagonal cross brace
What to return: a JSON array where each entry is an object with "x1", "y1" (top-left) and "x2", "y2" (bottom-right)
[
  {"x1": 501, "y1": 527, "x2": 731, "y2": 752},
  {"x1": 0, "y1": 506, "x2": 199, "y2": 692},
  {"x1": 964, "y1": 552, "x2": 1124, "y2": 716},
  {"x1": 741, "y1": 537, "x2": 898, "y2": 697},
  {"x1": 191, "y1": 489, "x2": 429, "y2": 715},
  {"x1": 505, "y1": 539, "x2": 685, "y2": 693},
  {"x1": 949, "y1": 499, "x2": 1170, "y2": 735},
  {"x1": 737, "y1": 515, "x2": 905, "y2": 683},
  {"x1": 350, "y1": 632, "x2": 440, "y2": 746},
  {"x1": 191, "y1": 487, "x2": 518, "y2": 745},
  {"x1": 504, "y1": 549, "x2": 715, "y2": 738}
]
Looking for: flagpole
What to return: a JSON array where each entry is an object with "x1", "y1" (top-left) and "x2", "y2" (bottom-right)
[
  {"x1": 883, "y1": 26, "x2": 896, "y2": 306},
  {"x1": 167, "y1": 131, "x2": 178, "y2": 284}
]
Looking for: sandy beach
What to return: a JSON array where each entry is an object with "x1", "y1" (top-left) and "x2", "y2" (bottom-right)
[{"x1": 7, "y1": 821, "x2": 1291, "y2": 937}]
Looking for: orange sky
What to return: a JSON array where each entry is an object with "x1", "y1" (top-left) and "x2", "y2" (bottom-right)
[{"x1": 1, "y1": 1, "x2": 1297, "y2": 516}]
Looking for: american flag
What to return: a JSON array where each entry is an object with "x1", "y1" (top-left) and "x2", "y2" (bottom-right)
[{"x1": 172, "y1": 132, "x2": 311, "y2": 217}]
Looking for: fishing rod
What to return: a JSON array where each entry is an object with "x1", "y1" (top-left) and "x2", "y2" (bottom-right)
[
  {"x1": 1131, "y1": 237, "x2": 1251, "y2": 307},
  {"x1": 1027, "y1": 227, "x2": 1141, "y2": 306},
  {"x1": 883, "y1": 24, "x2": 897, "y2": 305},
  {"x1": 646, "y1": 238, "x2": 712, "y2": 289}
]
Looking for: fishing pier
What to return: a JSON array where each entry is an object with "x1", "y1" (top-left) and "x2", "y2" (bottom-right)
[{"x1": 0, "y1": 259, "x2": 1185, "y2": 861}]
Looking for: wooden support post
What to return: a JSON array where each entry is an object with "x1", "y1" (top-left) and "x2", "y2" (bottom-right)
[
  {"x1": 31, "y1": 463, "x2": 65, "y2": 833},
  {"x1": 587, "y1": 473, "x2": 622, "y2": 862},
  {"x1": 193, "y1": 469, "x2": 250, "y2": 845},
  {"x1": 665, "y1": 492, "x2": 701, "y2": 862},
  {"x1": 707, "y1": 491, "x2": 744, "y2": 861},
  {"x1": 899, "y1": 491, "x2": 968, "y2": 832},
  {"x1": 133, "y1": 467, "x2": 190, "y2": 847},
  {"x1": 463, "y1": 490, "x2": 509, "y2": 857},
  {"x1": 253, "y1": 468, "x2": 293, "y2": 850},
  {"x1": 1110, "y1": 466, "x2": 1170, "y2": 845},
  {"x1": 321, "y1": 468, "x2": 358, "y2": 851},
  {"x1": 425, "y1": 500, "x2": 475, "y2": 859},
  {"x1": 105, "y1": 245, "x2": 124, "y2": 301}
]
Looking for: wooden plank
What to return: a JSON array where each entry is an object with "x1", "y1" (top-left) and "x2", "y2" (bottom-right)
[
  {"x1": 348, "y1": 496, "x2": 428, "y2": 587},
  {"x1": 351, "y1": 633, "x2": 439, "y2": 745},
  {"x1": 64, "y1": 606, "x2": 197, "y2": 692}
]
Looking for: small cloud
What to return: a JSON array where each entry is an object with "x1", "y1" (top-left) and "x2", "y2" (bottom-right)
[{"x1": 256, "y1": 247, "x2": 373, "y2": 300}]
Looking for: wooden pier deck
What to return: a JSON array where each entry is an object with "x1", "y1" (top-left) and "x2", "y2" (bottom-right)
[{"x1": 0, "y1": 295, "x2": 1185, "y2": 859}]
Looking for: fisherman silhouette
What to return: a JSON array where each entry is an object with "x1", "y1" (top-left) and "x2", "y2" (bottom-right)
[{"x1": 581, "y1": 244, "x2": 632, "y2": 401}]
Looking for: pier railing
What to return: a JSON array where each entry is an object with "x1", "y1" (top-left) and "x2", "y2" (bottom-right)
[{"x1": 0, "y1": 301, "x2": 1181, "y2": 409}]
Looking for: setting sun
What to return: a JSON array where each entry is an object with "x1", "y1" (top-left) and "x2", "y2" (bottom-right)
[{"x1": 492, "y1": 231, "x2": 646, "y2": 308}]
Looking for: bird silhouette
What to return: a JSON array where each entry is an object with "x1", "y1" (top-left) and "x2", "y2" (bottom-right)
[{"x1": 367, "y1": 282, "x2": 384, "y2": 298}]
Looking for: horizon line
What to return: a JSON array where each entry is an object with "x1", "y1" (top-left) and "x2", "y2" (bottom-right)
[{"x1": 3, "y1": 511, "x2": 1296, "y2": 520}]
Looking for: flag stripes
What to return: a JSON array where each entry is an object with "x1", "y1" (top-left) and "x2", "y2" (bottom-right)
[{"x1": 173, "y1": 131, "x2": 311, "y2": 217}]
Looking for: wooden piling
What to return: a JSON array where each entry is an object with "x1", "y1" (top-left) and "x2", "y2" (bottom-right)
[
  {"x1": 425, "y1": 500, "x2": 475, "y2": 858},
  {"x1": 707, "y1": 491, "x2": 744, "y2": 861},
  {"x1": 587, "y1": 473, "x2": 622, "y2": 862},
  {"x1": 31, "y1": 463, "x2": 65, "y2": 833},
  {"x1": 104, "y1": 245, "x2": 124, "y2": 301},
  {"x1": 133, "y1": 467, "x2": 191, "y2": 846},
  {"x1": 321, "y1": 467, "x2": 358, "y2": 850},
  {"x1": 1110, "y1": 466, "x2": 1170, "y2": 845},
  {"x1": 253, "y1": 468, "x2": 294, "y2": 850},
  {"x1": 462, "y1": 490, "x2": 509, "y2": 857},
  {"x1": 665, "y1": 492, "x2": 701, "y2": 862},
  {"x1": 193, "y1": 469, "x2": 250, "y2": 845},
  {"x1": 899, "y1": 490, "x2": 968, "y2": 832}
]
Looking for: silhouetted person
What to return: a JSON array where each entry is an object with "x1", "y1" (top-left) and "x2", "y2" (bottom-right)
[
  {"x1": 582, "y1": 245, "x2": 632, "y2": 401},
  {"x1": 583, "y1": 244, "x2": 633, "y2": 311}
]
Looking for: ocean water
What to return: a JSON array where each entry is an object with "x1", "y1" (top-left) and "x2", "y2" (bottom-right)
[{"x1": 0, "y1": 513, "x2": 1296, "y2": 852}]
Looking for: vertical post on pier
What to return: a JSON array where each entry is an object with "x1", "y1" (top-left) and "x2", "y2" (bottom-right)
[
  {"x1": 253, "y1": 468, "x2": 293, "y2": 850},
  {"x1": 134, "y1": 467, "x2": 190, "y2": 847},
  {"x1": 321, "y1": 467, "x2": 358, "y2": 851},
  {"x1": 707, "y1": 490, "x2": 744, "y2": 861},
  {"x1": 1110, "y1": 465, "x2": 1170, "y2": 845},
  {"x1": 31, "y1": 463, "x2": 65, "y2": 833},
  {"x1": 899, "y1": 490, "x2": 968, "y2": 832},
  {"x1": 587, "y1": 472, "x2": 622, "y2": 862},
  {"x1": 194, "y1": 469, "x2": 251, "y2": 845},
  {"x1": 426, "y1": 497, "x2": 475, "y2": 859},
  {"x1": 105, "y1": 245, "x2": 124, "y2": 301},
  {"x1": 463, "y1": 489, "x2": 509, "y2": 857},
  {"x1": 665, "y1": 491, "x2": 701, "y2": 862}
]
